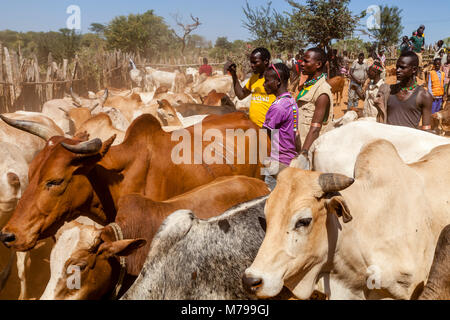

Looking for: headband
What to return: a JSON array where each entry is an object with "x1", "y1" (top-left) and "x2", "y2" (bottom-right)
[
  {"x1": 270, "y1": 64, "x2": 281, "y2": 81},
  {"x1": 370, "y1": 63, "x2": 383, "y2": 72}
]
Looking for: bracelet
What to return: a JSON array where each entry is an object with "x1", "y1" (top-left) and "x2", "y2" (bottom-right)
[
  {"x1": 311, "y1": 123, "x2": 322, "y2": 128},
  {"x1": 300, "y1": 150, "x2": 309, "y2": 156},
  {"x1": 422, "y1": 125, "x2": 431, "y2": 130}
]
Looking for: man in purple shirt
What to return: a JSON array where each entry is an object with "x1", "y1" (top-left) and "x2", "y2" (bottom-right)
[{"x1": 262, "y1": 63, "x2": 299, "y2": 190}]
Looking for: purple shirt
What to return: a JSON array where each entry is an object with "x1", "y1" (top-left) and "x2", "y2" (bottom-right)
[{"x1": 263, "y1": 92, "x2": 298, "y2": 166}]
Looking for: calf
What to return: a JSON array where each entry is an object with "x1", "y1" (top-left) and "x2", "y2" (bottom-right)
[
  {"x1": 432, "y1": 108, "x2": 450, "y2": 136},
  {"x1": 418, "y1": 225, "x2": 450, "y2": 300},
  {"x1": 40, "y1": 176, "x2": 270, "y2": 300},
  {"x1": 122, "y1": 196, "x2": 268, "y2": 300}
]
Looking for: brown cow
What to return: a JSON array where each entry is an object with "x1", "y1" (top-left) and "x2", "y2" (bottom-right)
[
  {"x1": 40, "y1": 176, "x2": 270, "y2": 300},
  {"x1": 0, "y1": 113, "x2": 269, "y2": 252},
  {"x1": 202, "y1": 89, "x2": 226, "y2": 106},
  {"x1": 327, "y1": 76, "x2": 346, "y2": 106},
  {"x1": 431, "y1": 107, "x2": 450, "y2": 136}
]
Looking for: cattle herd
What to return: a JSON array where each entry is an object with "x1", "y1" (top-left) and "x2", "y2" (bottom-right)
[{"x1": 0, "y1": 65, "x2": 448, "y2": 300}]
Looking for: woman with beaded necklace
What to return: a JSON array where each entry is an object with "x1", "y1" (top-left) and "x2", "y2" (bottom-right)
[{"x1": 293, "y1": 47, "x2": 334, "y2": 168}]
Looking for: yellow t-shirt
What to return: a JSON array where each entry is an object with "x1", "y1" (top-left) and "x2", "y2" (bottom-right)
[{"x1": 245, "y1": 74, "x2": 276, "y2": 127}]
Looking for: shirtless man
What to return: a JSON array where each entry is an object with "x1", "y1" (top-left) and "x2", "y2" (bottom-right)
[{"x1": 375, "y1": 51, "x2": 433, "y2": 132}]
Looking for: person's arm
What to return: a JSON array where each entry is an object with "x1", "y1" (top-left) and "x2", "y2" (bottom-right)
[
  {"x1": 428, "y1": 72, "x2": 432, "y2": 94},
  {"x1": 228, "y1": 64, "x2": 251, "y2": 100},
  {"x1": 349, "y1": 63, "x2": 361, "y2": 85},
  {"x1": 300, "y1": 94, "x2": 330, "y2": 153},
  {"x1": 353, "y1": 84, "x2": 366, "y2": 100},
  {"x1": 419, "y1": 89, "x2": 433, "y2": 132}
]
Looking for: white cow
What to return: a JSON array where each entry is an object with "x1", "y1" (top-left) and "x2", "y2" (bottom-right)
[
  {"x1": 192, "y1": 75, "x2": 233, "y2": 98},
  {"x1": 292, "y1": 121, "x2": 450, "y2": 177},
  {"x1": 245, "y1": 140, "x2": 450, "y2": 300},
  {"x1": 0, "y1": 112, "x2": 63, "y2": 163},
  {"x1": 145, "y1": 67, "x2": 177, "y2": 92},
  {"x1": 186, "y1": 67, "x2": 199, "y2": 85}
]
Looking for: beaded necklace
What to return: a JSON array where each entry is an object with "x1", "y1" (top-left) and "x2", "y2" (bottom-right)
[
  {"x1": 303, "y1": 73, "x2": 327, "y2": 88},
  {"x1": 297, "y1": 73, "x2": 327, "y2": 100},
  {"x1": 275, "y1": 93, "x2": 298, "y2": 132},
  {"x1": 400, "y1": 82, "x2": 418, "y2": 92}
]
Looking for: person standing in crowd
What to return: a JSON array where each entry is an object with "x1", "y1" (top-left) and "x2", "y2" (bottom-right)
[
  {"x1": 272, "y1": 54, "x2": 283, "y2": 64},
  {"x1": 375, "y1": 51, "x2": 432, "y2": 131},
  {"x1": 428, "y1": 57, "x2": 445, "y2": 114},
  {"x1": 410, "y1": 25, "x2": 426, "y2": 79},
  {"x1": 348, "y1": 53, "x2": 368, "y2": 110},
  {"x1": 199, "y1": 57, "x2": 213, "y2": 77},
  {"x1": 262, "y1": 63, "x2": 298, "y2": 190},
  {"x1": 443, "y1": 58, "x2": 450, "y2": 100},
  {"x1": 340, "y1": 50, "x2": 351, "y2": 77},
  {"x1": 375, "y1": 47, "x2": 387, "y2": 80},
  {"x1": 434, "y1": 40, "x2": 445, "y2": 59},
  {"x1": 327, "y1": 49, "x2": 339, "y2": 78},
  {"x1": 352, "y1": 60, "x2": 385, "y2": 118},
  {"x1": 293, "y1": 47, "x2": 334, "y2": 168},
  {"x1": 400, "y1": 36, "x2": 413, "y2": 54},
  {"x1": 227, "y1": 47, "x2": 276, "y2": 128}
]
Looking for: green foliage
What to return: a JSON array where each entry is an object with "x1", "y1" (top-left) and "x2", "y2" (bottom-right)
[
  {"x1": 367, "y1": 5, "x2": 403, "y2": 48},
  {"x1": 215, "y1": 37, "x2": 233, "y2": 51},
  {"x1": 288, "y1": 0, "x2": 362, "y2": 49},
  {"x1": 242, "y1": 1, "x2": 305, "y2": 53},
  {"x1": 89, "y1": 23, "x2": 106, "y2": 37},
  {"x1": 444, "y1": 37, "x2": 450, "y2": 47},
  {"x1": 102, "y1": 10, "x2": 178, "y2": 56}
]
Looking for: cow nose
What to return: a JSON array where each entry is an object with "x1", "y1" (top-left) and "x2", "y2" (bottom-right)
[
  {"x1": 242, "y1": 274, "x2": 263, "y2": 293},
  {"x1": 0, "y1": 232, "x2": 16, "y2": 245}
]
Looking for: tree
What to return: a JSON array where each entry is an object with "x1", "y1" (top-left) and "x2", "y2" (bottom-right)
[
  {"x1": 215, "y1": 37, "x2": 233, "y2": 51},
  {"x1": 89, "y1": 23, "x2": 107, "y2": 38},
  {"x1": 103, "y1": 10, "x2": 177, "y2": 56},
  {"x1": 288, "y1": 0, "x2": 362, "y2": 50},
  {"x1": 366, "y1": 5, "x2": 403, "y2": 48},
  {"x1": 172, "y1": 13, "x2": 202, "y2": 54},
  {"x1": 242, "y1": 1, "x2": 305, "y2": 52}
]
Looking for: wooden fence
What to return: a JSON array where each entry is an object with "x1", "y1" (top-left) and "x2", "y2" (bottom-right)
[{"x1": 0, "y1": 45, "x2": 223, "y2": 114}]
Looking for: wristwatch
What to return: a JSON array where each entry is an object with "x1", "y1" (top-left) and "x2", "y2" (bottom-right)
[{"x1": 300, "y1": 150, "x2": 309, "y2": 157}]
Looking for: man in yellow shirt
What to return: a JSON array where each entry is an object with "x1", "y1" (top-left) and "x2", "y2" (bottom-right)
[{"x1": 227, "y1": 47, "x2": 276, "y2": 127}]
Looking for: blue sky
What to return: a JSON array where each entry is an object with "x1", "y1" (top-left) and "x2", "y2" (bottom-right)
[{"x1": 1, "y1": 0, "x2": 449, "y2": 44}]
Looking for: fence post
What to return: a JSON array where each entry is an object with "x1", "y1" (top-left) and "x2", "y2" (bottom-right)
[{"x1": 4, "y1": 47, "x2": 14, "y2": 111}]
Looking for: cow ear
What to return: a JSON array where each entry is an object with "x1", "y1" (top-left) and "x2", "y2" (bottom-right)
[
  {"x1": 100, "y1": 239, "x2": 147, "y2": 258},
  {"x1": 325, "y1": 196, "x2": 352, "y2": 223}
]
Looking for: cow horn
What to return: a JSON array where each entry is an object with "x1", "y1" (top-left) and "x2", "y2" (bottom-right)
[
  {"x1": 100, "y1": 88, "x2": 108, "y2": 104},
  {"x1": 61, "y1": 138, "x2": 103, "y2": 155},
  {"x1": 0, "y1": 115, "x2": 60, "y2": 141},
  {"x1": 58, "y1": 107, "x2": 70, "y2": 117},
  {"x1": 70, "y1": 87, "x2": 82, "y2": 106},
  {"x1": 89, "y1": 103, "x2": 99, "y2": 112},
  {"x1": 318, "y1": 173, "x2": 354, "y2": 194}
]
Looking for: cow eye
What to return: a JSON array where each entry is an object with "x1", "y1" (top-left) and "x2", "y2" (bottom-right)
[
  {"x1": 46, "y1": 179, "x2": 64, "y2": 188},
  {"x1": 295, "y1": 218, "x2": 312, "y2": 229}
]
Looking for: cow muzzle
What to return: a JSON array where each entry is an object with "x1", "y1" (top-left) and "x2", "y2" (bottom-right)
[
  {"x1": 0, "y1": 231, "x2": 15, "y2": 247},
  {"x1": 242, "y1": 274, "x2": 263, "y2": 294}
]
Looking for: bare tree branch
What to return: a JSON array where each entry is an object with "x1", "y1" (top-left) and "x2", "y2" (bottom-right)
[{"x1": 172, "y1": 13, "x2": 202, "y2": 54}]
